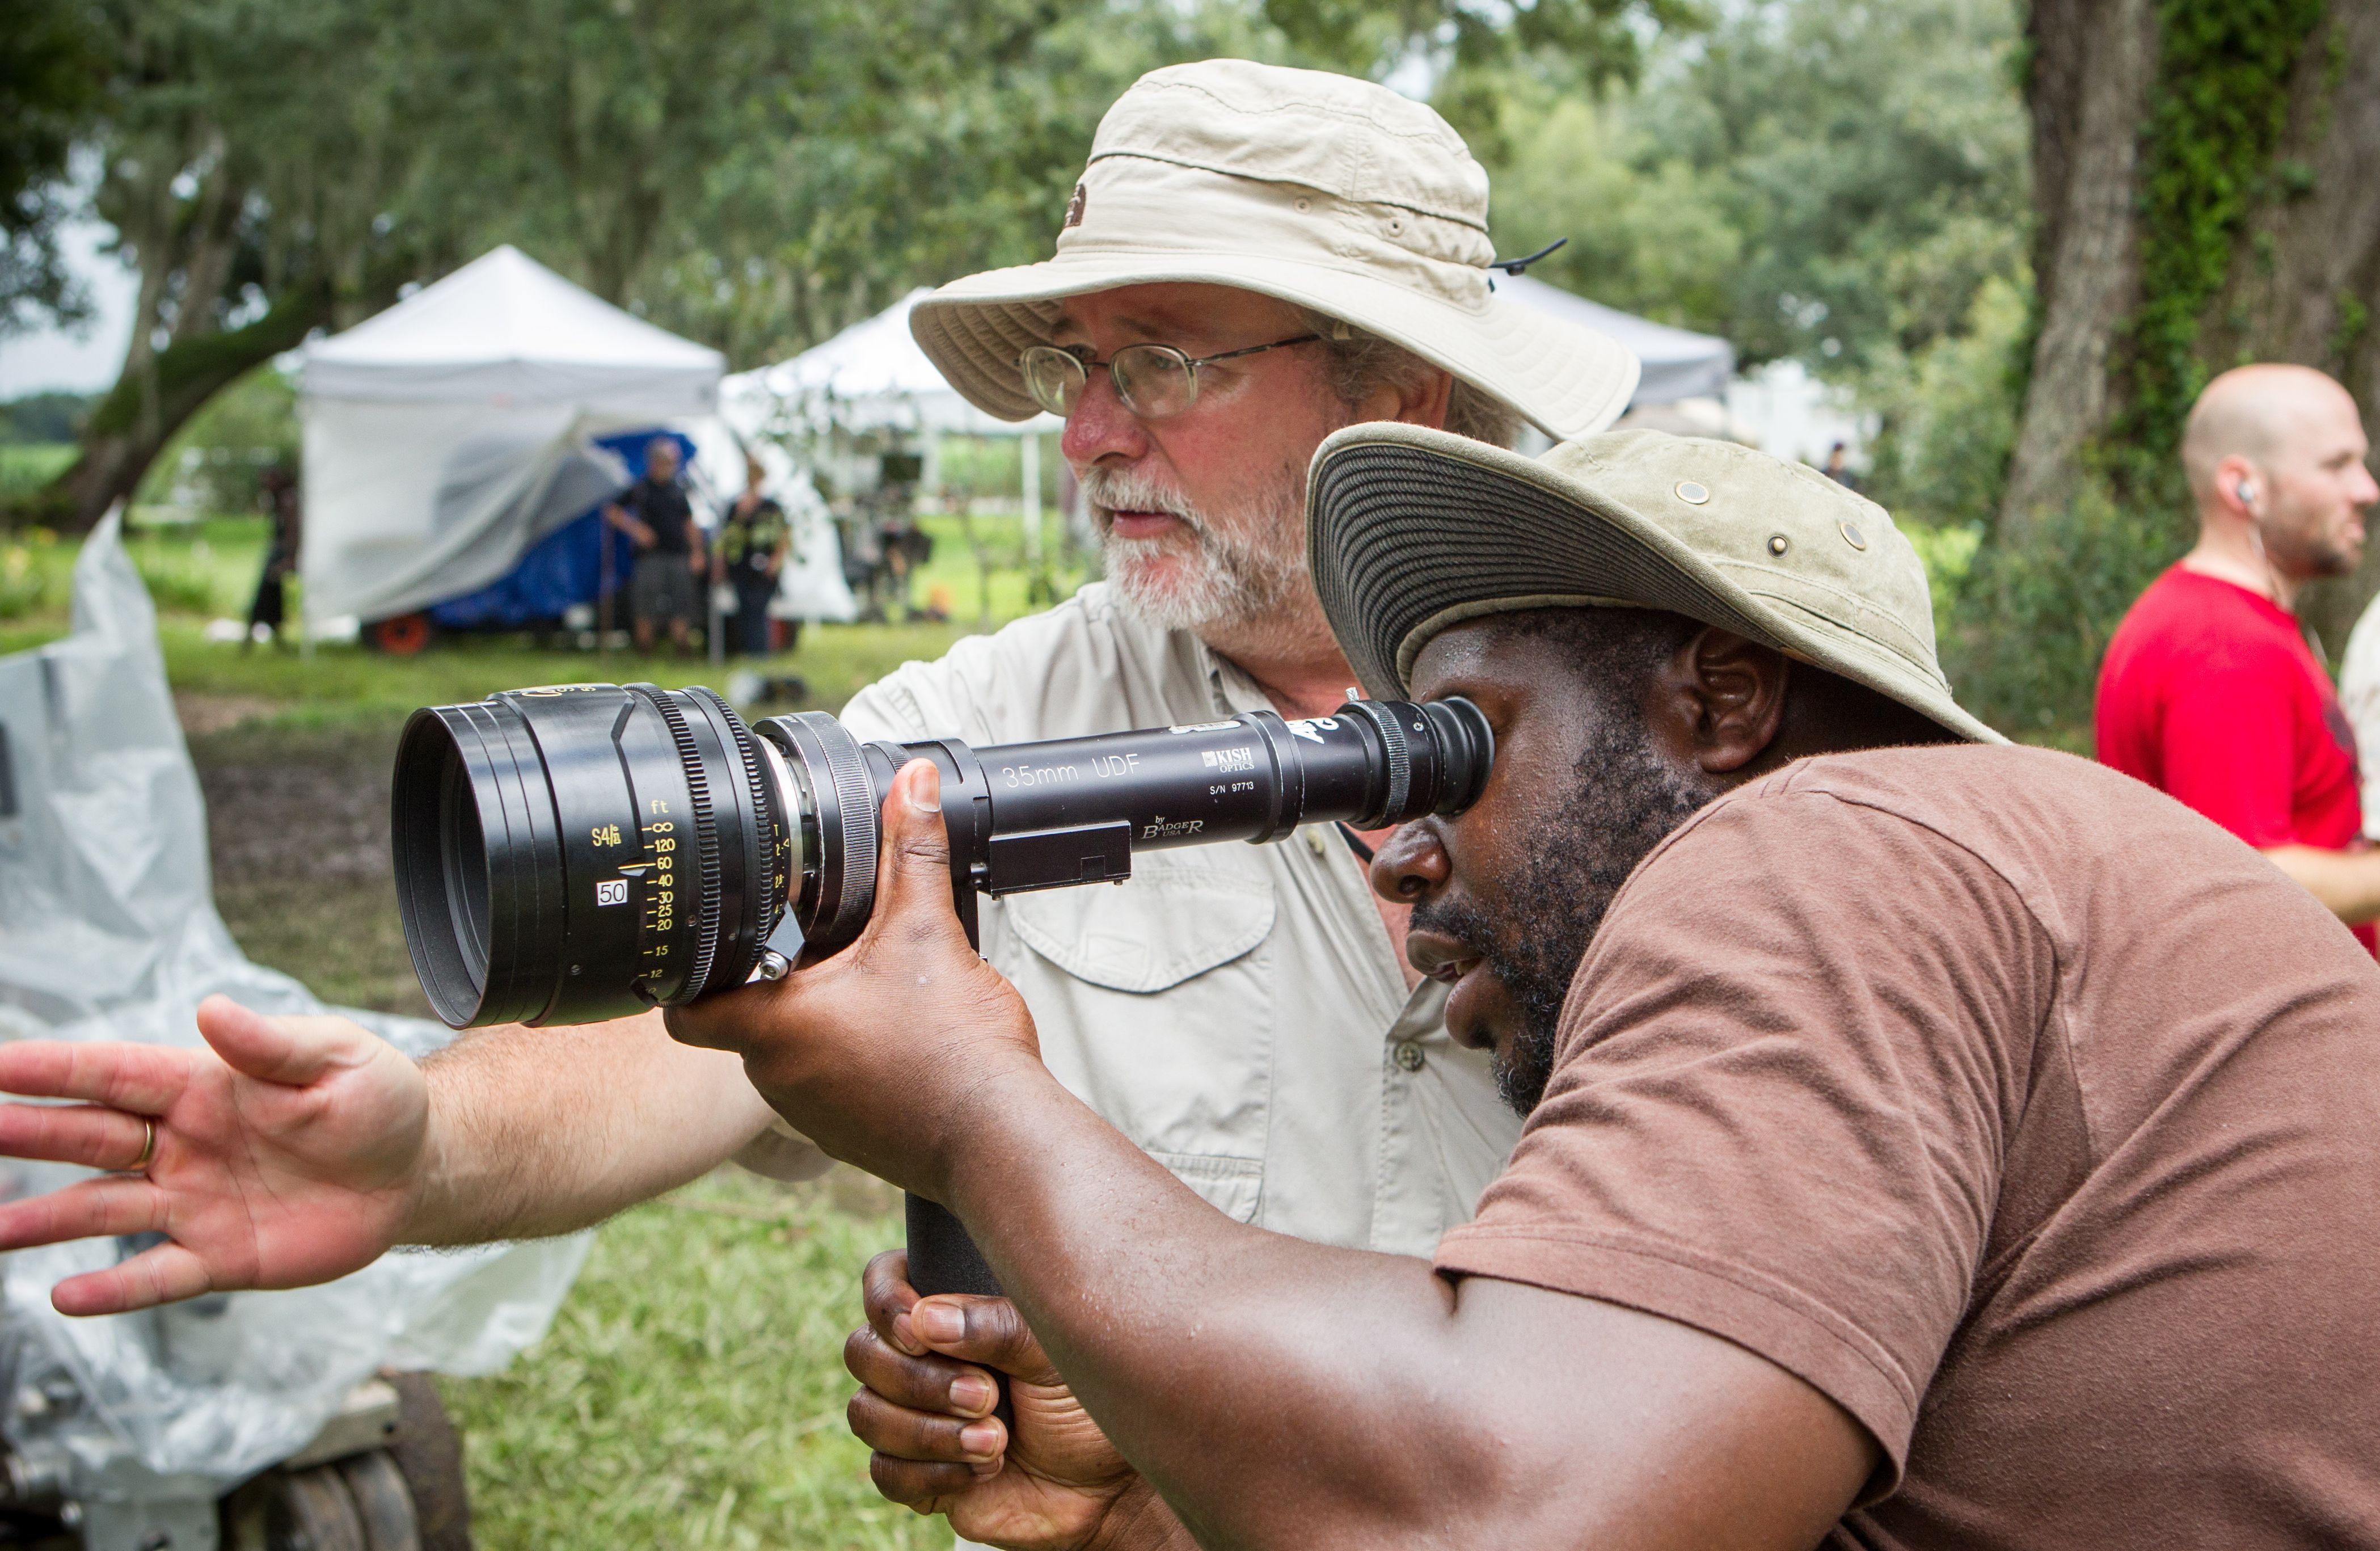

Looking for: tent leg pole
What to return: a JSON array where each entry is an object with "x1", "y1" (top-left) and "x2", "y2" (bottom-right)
[{"x1": 1022, "y1": 431, "x2": 1042, "y2": 570}]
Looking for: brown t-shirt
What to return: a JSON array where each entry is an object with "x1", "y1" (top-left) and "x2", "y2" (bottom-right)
[{"x1": 1436, "y1": 743, "x2": 2380, "y2": 1548}]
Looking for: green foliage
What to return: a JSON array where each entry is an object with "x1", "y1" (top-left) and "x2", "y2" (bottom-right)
[
  {"x1": 0, "y1": 0, "x2": 107, "y2": 332},
  {"x1": 0, "y1": 530, "x2": 70, "y2": 619},
  {"x1": 1472, "y1": 88, "x2": 1741, "y2": 327},
  {"x1": 2113, "y1": 0, "x2": 2329, "y2": 483},
  {"x1": 1866, "y1": 273, "x2": 2030, "y2": 533},
  {"x1": 1687, "y1": 0, "x2": 2029, "y2": 374},
  {"x1": 0, "y1": 391, "x2": 92, "y2": 444},
  {"x1": 1267, "y1": 0, "x2": 1699, "y2": 86},
  {"x1": 1941, "y1": 479, "x2": 2183, "y2": 735},
  {"x1": 1463, "y1": 0, "x2": 2028, "y2": 383},
  {"x1": 0, "y1": 443, "x2": 77, "y2": 496}
]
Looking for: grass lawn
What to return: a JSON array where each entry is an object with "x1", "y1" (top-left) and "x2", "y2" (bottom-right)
[{"x1": 2, "y1": 513, "x2": 1073, "y2": 1549}]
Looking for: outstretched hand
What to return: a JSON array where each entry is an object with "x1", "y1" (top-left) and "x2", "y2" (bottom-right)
[
  {"x1": 847, "y1": 1250, "x2": 1141, "y2": 1551},
  {"x1": 0, "y1": 997, "x2": 429, "y2": 1314}
]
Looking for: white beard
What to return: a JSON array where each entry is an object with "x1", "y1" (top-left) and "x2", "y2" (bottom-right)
[{"x1": 1080, "y1": 464, "x2": 1310, "y2": 635}]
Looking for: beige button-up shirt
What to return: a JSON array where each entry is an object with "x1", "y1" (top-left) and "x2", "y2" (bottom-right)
[{"x1": 828, "y1": 583, "x2": 1521, "y2": 1255}]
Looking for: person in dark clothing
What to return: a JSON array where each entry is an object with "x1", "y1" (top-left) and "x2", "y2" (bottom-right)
[
  {"x1": 604, "y1": 438, "x2": 704, "y2": 654},
  {"x1": 245, "y1": 465, "x2": 301, "y2": 650},
  {"x1": 714, "y1": 455, "x2": 792, "y2": 657},
  {"x1": 1823, "y1": 440, "x2": 1861, "y2": 492}
]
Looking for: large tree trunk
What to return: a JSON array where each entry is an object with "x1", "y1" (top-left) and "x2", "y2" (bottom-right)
[
  {"x1": 1997, "y1": 0, "x2": 2159, "y2": 544},
  {"x1": 2238, "y1": 0, "x2": 2380, "y2": 648},
  {"x1": 1999, "y1": 0, "x2": 2380, "y2": 553},
  {"x1": 10, "y1": 289, "x2": 327, "y2": 534}
]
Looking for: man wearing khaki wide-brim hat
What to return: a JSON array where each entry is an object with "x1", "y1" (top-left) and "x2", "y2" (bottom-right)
[
  {"x1": 764, "y1": 429, "x2": 2380, "y2": 1550},
  {"x1": 0, "y1": 57, "x2": 1640, "y2": 1518}
]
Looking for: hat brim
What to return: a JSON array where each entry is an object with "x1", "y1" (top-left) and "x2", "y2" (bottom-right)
[
  {"x1": 909, "y1": 251, "x2": 1641, "y2": 444},
  {"x1": 1306, "y1": 423, "x2": 2005, "y2": 746}
]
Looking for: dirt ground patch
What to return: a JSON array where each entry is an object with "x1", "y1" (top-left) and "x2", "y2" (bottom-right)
[
  {"x1": 191, "y1": 719, "x2": 433, "y2": 1017},
  {"x1": 172, "y1": 691, "x2": 284, "y2": 737}
]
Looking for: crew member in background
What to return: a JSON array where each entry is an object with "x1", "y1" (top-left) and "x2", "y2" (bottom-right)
[
  {"x1": 604, "y1": 436, "x2": 705, "y2": 655},
  {"x1": 244, "y1": 465, "x2": 301, "y2": 650},
  {"x1": 715, "y1": 453, "x2": 792, "y2": 657},
  {"x1": 2096, "y1": 364, "x2": 2380, "y2": 950},
  {"x1": 1822, "y1": 439, "x2": 1860, "y2": 492}
]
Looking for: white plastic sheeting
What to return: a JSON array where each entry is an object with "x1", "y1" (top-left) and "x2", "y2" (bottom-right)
[
  {"x1": 0, "y1": 517, "x2": 589, "y2": 1485},
  {"x1": 298, "y1": 245, "x2": 725, "y2": 628}
]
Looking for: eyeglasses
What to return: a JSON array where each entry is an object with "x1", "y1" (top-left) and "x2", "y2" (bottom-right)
[{"x1": 1018, "y1": 334, "x2": 1323, "y2": 420}]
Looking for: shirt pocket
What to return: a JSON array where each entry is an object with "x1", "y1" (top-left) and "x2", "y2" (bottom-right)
[{"x1": 995, "y1": 852, "x2": 1275, "y2": 1210}]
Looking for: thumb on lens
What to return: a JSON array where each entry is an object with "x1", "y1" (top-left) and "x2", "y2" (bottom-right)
[{"x1": 871, "y1": 760, "x2": 960, "y2": 940}]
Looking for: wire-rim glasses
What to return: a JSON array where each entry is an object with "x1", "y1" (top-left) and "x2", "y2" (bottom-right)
[{"x1": 1019, "y1": 334, "x2": 1323, "y2": 419}]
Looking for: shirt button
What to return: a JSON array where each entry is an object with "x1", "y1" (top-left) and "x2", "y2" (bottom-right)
[{"x1": 1392, "y1": 1041, "x2": 1427, "y2": 1072}]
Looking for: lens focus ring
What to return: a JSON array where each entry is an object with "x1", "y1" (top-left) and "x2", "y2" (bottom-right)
[
  {"x1": 1343, "y1": 700, "x2": 1412, "y2": 825},
  {"x1": 634, "y1": 685, "x2": 724, "y2": 998}
]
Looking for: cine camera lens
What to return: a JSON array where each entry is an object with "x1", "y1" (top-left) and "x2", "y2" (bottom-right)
[
  {"x1": 393, "y1": 683, "x2": 1493, "y2": 1032},
  {"x1": 393, "y1": 682, "x2": 788, "y2": 1029}
]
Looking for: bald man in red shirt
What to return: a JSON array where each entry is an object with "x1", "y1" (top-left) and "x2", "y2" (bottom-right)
[{"x1": 2097, "y1": 364, "x2": 2380, "y2": 951}]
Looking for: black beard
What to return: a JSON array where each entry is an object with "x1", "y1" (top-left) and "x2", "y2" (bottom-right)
[{"x1": 1415, "y1": 714, "x2": 1710, "y2": 1116}]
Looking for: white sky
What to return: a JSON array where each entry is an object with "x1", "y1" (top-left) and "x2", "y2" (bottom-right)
[{"x1": 1, "y1": 217, "x2": 140, "y2": 397}]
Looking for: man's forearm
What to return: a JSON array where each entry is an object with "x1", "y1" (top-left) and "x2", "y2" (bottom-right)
[
  {"x1": 2262, "y1": 844, "x2": 2380, "y2": 924},
  {"x1": 935, "y1": 1063, "x2": 1868, "y2": 1551},
  {"x1": 408, "y1": 1010, "x2": 775, "y2": 1244},
  {"x1": 939, "y1": 1067, "x2": 1564, "y2": 1549}
]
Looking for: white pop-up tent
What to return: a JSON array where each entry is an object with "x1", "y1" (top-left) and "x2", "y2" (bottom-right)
[
  {"x1": 1493, "y1": 274, "x2": 1733, "y2": 406},
  {"x1": 298, "y1": 245, "x2": 727, "y2": 630},
  {"x1": 721, "y1": 288, "x2": 1070, "y2": 568},
  {"x1": 721, "y1": 287, "x2": 1061, "y2": 442}
]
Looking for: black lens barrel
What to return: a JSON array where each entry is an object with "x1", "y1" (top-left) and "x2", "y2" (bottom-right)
[
  {"x1": 393, "y1": 685, "x2": 1491, "y2": 1026},
  {"x1": 393, "y1": 684, "x2": 784, "y2": 1029}
]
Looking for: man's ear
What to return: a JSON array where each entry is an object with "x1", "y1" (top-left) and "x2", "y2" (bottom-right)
[
  {"x1": 1354, "y1": 366, "x2": 1455, "y2": 431},
  {"x1": 1646, "y1": 627, "x2": 1791, "y2": 776}
]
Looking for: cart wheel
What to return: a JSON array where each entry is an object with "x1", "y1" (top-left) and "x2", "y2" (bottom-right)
[
  {"x1": 266, "y1": 1465, "x2": 368, "y2": 1551},
  {"x1": 336, "y1": 1452, "x2": 421, "y2": 1551},
  {"x1": 371, "y1": 614, "x2": 434, "y2": 655},
  {"x1": 382, "y1": 1375, "x2": 471, "y2": 1551}
]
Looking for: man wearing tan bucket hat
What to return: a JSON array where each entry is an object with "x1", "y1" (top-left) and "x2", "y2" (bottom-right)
[
  {"x1": 0, "y1": 53, "x2": 1638, "y2": 1448},
  {"x1": 726, "y1": 429, "x2": 2380, "y2": 1546}
]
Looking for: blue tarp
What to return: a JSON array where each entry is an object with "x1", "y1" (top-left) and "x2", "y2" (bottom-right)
[{"x1": 427, "y1": 429, "x2": 698, "y2": 630}]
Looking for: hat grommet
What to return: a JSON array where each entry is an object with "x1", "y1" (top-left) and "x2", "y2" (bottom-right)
[
  {"x1": 1767, "y1": 534, "x2": 1790, "y2": 556},
  {"x1": 1839, "y1": 521, "x2": 1868, "y2": 551},
  {"x1": 1675, "y1": 481, "x2": 1711, "y2": 505}
]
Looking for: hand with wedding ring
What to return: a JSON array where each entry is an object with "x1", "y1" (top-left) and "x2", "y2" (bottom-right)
[{"x1": 0, "y1": 996, "x2": 431, "y2": 1314}]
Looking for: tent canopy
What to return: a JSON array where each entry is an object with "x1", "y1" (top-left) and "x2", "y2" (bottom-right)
[
  {"x1": 299, "y1": 246, "x2": 729, "y2": 625},
  {"x1": 302, "y1": 245, "x2": 723, "y2": 409},
  {"x1": 723, "y1": 288, "x2": 1060, "y2": 439},
  {"x1": 1493, "y1": 274, "x2": 1733, "y2": 407}
]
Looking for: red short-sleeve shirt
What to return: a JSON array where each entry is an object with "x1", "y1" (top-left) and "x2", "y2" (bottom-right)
[{"x1": 2095, "y1": 564, "x2": 2372, "y2": 954}]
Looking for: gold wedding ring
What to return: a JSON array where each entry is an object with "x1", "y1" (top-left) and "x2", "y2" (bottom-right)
[{"x1": 126, "y1": 1118, "x2": 156, "y2": 1173}]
